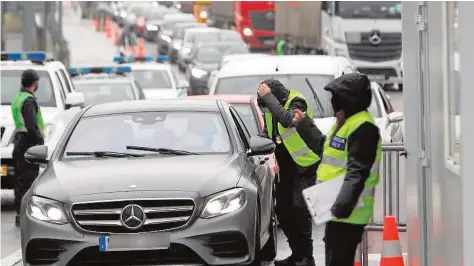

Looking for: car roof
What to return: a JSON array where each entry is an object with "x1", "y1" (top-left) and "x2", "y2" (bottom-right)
[
  {"x1": 218, "y1": 55, "x2": 348, "y2": 77},
  {"x1": 83, "y1": 99, "x2": 222, "y2": 117},
  {"x1": 72, "y1": 78, "x2": 132, "y2": 85},
  {"x1": 0, "y1": 60, "x2": 64, "y2": 71},
  {"x1": 186, "y1": 94, "x2": 254, "y2": 104}
]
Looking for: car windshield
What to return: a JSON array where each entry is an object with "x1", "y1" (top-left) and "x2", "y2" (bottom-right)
[
  {"x1": 74, "y1": 82, "x2": 136, "y2": 105},
  {"x1": 335, "y1": 1, "x2": 401, "y2": 19},
  {"x1": 196, "y1": 48, "x2": 223, "y2": 64},
  {"x1": 175, "y1": 24, "x2": 199, "y2": 38},
  {"x1": 132, "y1": 70, "x2": 172, "y2": 89},
  {"x1": 63, "y1": 111, "x2": 231, "y2": 158},
  {"x1": 1, "y1": 69, "x2": 57, "y2": 107},
  {"x1": 232, "y1": 103, "x2": 260, "y2": 136},
  {"x1": 162, "y1": 17, "x2": 195, "y2": 32},
  {"x1": 215, "y1": 74, "x2": 335, "y2": 118},
  {"x1": 194, "y1": 32, "x2": 220, "y2": 44}
]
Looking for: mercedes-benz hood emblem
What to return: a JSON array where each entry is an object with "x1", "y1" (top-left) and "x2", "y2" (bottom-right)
[
  {"x1": 368, "y1": 31, "x2": 382, "y2": 45},
  {"x1": 120, "y1": 204, "x2": 146, "y2": 229}
]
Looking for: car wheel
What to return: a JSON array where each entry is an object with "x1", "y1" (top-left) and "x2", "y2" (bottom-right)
[
  {"x1": 250, "y1": 204, "x2": 262, "y2": 266},
  {"x1": 261, "y1": 193, "x2": 277, "y2": 261}
]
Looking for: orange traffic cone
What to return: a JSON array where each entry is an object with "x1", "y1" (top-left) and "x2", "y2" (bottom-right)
[
  {"x1": 380, "y1": 216, "x2": 405, "y2": 266},
  {"x1": 135, "y1": 38, "x2": 146, "y2": 57},
  {"x1": 93, "y1": 17, "x2": 99, "y2": 31},
  {"x1": 112, "y1": 25, "x2": 120, "y2": 45},
  {"x1": 354, "y1": 246, "x2": 361, "y2": 266},
  {"x1": 104, "y1": 17, "x2": 111, "y2": 39}
]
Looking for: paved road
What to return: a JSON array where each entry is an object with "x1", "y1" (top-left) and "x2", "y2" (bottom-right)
[{"x1": 1, "y1": 10, "x2": 406, "y2": 266}]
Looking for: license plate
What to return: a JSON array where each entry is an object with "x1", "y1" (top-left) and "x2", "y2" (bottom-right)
[
  {"x1": 99, "y1": 233, "x2": 170, "y2": 252},
  {"x1": 1, "y1": 165, "x2": 7, "y2": 177}
]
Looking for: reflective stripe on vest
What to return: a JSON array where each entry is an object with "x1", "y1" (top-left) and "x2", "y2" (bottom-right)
[
  {"x1": 11, "y1": 91, "x2": 45, "y2": 133},
  {"x1": 263, "y1": 89, "x2": 321, "y2": 167},
  {"x1": 317, "y1": 110, "x2": 382, "y2": 224}
]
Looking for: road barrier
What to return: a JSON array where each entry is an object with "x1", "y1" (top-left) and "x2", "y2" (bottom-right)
[{"x1": 358, "y1": 143, "x2": 407, "y2": 266}]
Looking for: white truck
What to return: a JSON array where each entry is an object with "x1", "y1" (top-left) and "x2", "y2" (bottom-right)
[{"x1": 275, "y1": 1, "x2": 403, "y2": 89}]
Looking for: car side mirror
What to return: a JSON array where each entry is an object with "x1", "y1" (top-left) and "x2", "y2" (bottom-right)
[
  {"x1": 247, "y1": 136, "x2": 275, "y2": 156},
  {"x1": 388, "y1": 111, "x2": 404, "y2": 123},
  {"x1": 25, "y1": 145, "x2": 49, "y2": 165},
  {"x1": 65, "y1": 92, "x2": 85, "y2": 109}
]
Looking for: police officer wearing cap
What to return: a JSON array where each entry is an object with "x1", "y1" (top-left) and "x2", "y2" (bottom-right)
[
  {"x1": 11, "y1": 69, "x2": 45, "y2": 227},
  {"x1": 257, "y1": 79, "x2": 322, "y2": 266}
]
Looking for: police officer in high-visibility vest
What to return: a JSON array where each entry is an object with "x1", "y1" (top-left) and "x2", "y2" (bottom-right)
[
  {"x1": 275, "y1": 34, "x2": 294, "y2": 55},
  {"x1": 293, "y1": 73, "x2": 382, "y2": 266},
  {"x1": 257, "y1": 79, "x2": 322, "y2": 266},
  {"x1": 11, "y1": 69, "x2": 45, "y2": 227}
]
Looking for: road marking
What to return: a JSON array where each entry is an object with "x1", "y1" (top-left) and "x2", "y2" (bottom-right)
[{"x1": 1, "y1": 249, "x2": 22, "y2": 266}]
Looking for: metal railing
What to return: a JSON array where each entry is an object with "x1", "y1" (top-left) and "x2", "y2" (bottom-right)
[{"x1": 357, "y1": 143, "x2": 407, "y2": 266}]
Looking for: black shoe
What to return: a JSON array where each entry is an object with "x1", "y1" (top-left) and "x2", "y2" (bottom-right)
[
  {"x1": 274, "y1": 255, "x2": 294, "y2": 266},
  {"x1": 293, "y1": 257, "x2": 315, "y2": 266},
  {"x1": 15, "y1": 215, "x2": 20, "y2": 227}
]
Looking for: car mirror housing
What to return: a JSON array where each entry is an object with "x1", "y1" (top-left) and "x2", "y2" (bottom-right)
[
  {"x1": 25, "y1": 145, "x2": 49, "y2": 165},
  {"x1": 247, "y1": 136, "x2": 275, "y2": 156}
]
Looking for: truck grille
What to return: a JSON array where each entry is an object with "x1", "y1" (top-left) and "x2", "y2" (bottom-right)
[
  {"x1": 71, "y1": 199, "x2": 195, "y2": 233},
  {"x1": 249, "y1": 11, "x2": 275, "y2": 31},
  {"x1": 347, "y1": 32, "x2": 401, "y2": 62}
]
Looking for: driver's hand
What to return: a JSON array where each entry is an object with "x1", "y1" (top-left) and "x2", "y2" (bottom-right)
[{"x1": 292, "y1": 108, "x2": 306, "y2": 124}]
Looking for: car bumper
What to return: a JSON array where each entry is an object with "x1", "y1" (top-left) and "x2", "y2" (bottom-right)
[
  {"x1": 21, "y1": 192, "x2": 258, "y2": 266},
  {"x1": 1, "y1": 145, "x2": 15, "y2": 189},
  {"x1": 352, "y1": 59, "x2": 403, "y2": 84}
]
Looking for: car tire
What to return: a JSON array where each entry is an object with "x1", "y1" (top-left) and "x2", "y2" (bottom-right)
[
  {"x1": 261, "y1": 193, "x2": 277, "y2": 261},
  {"x1": 249, "y1": 204, "x2": 262, "y2": 266}
]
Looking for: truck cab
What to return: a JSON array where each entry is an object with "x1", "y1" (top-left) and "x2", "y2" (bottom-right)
[{"x1": 320, "y1": 1, "x2": 402, "y2": 88}]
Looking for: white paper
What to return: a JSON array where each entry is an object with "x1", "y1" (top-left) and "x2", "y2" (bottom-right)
[{"x1": 302, "y1": 175, "x2": 363, "y2": 226}]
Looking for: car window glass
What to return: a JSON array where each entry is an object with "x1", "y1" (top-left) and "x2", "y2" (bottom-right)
[
  {"x1": 59, "y1": 69, "x2": 73, "y2": 92},
  {"x1": 378, "y1": 87, "x2": 394, "y2": 113},
  {"x1": 1, "y1": 70, "x2": 57, "y2": 107},
  {"x1": 132, "y1": 70, "x2": 172, "y2": 89},
  {"x1": 229, "y1": 107, "x2": 250, "y2": 149},
  {"x1": 232, "y1": 103, "x2": 260, "y2": 136},
  {"x1": 73, "y1": 82, "x2": 136, "y2": 105},
  {"x1": 63, "y1": 112, "x2": 231, "y2": 158},
  {"x1": 230, "y1": 106, "x2": 251, "y2": 140}
]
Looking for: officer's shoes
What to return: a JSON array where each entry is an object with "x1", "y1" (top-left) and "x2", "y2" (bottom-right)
[
  {"x1": 274, "y1": 255, "x2": 294, "y2": 266},
  {"x1": 15, "y1": 215, "x2": 20, "y2": 228},
  {"x1": 293, "y1": 257, "x2": 315, "y2": 266}
]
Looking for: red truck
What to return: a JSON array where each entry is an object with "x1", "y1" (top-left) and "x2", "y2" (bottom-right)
[{"x1": 209, "y1": 1, "x2": 275, "y2": 52}]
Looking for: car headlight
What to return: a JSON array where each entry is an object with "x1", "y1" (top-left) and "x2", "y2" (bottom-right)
[
  {"x1": 200, "y1": 11, "x2": 208, "y2": 19},
  {"x1": 27, "y1": 196, "x2": 68, "y2": 224},
  {"x1": 173, "y1": 41, "x2": 182, "y2": 50},
  {"x1": 146, "y1": 24, "x2": 158, "y2": 31},
  {"x1": 120, "y1": 11, "x2": 127, "y2": 18},
  {"x1": 161, "y1": 35, "x2": 171, "y2": 43},
  {"x1": 243, "y1": 27, "x2": 253, "y2": 37},
  {"x1": 191, "y1": 68, "x2": 208, "y2": 78},
  {"x1": 201, "y1": 188, "x2": 246, "y2": 218}
]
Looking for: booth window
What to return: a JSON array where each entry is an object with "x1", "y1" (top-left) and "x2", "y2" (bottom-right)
[{"x1": 444, "y1": 1, "x2": 461, "y2": 170}]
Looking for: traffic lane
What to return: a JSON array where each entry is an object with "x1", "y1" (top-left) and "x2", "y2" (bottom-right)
[
  {"x1": 63, "y1": 9, "x2": 118, "y2": 66},
  {"x1": 1, "y1": 190, "x2": 21, "y2": 261}
]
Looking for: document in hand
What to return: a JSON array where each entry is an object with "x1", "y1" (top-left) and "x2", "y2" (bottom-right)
[{"x1": 302, "y1": 175, "x2": 363, "y2": 226}]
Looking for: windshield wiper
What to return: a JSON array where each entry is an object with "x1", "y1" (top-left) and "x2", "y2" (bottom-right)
[
  {"x1": 304, "y1": 77, "x2": 325, "y2": 118},
  {"x1": 126, "y1": 145, "x2": 199, "y2": 155},
  {"x1": 66, "y1": 151, "x2": 144, "y2": 158}
]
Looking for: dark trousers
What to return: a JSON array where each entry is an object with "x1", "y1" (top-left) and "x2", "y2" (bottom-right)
[
  {"x1": 275, "y1": 168, "x2": 315, "y2": 259},
  {"x1": 13, "y1": 146, "x2": 39, "y2": 215},
  {"x1": 324, "y1": 221, "x2": 366, "y2": 266}
]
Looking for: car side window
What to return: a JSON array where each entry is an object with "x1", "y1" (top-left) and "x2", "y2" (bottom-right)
[
  {"x1": 378, "y1": 87, "x2": 394, "y2": 113},
  {"x1": 54, "y1": 72, "x2": 66, "y2": 101},
  {"x1": 59, "y1": 69, "x2": 73, "y2": 93},
  {"x1": 229, "y1": 106, "x2": 251, "y2": 149}
]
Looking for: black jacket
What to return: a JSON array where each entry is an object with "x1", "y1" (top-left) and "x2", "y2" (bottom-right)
[
  {"x1": 259, "y1": 89, "x2": 318, "y2": 176},
  {"x1": 295, "y1": 73, "x2": 380, "y2": 219},
  {"x1": 14, "y1": 89, "x2": 44, "y2": 151}
]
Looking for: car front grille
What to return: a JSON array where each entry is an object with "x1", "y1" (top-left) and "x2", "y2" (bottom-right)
[
  {"x1": 357, "y1": 67, "x2": 398, "y2": 78},
  {"x1": 71, "y1": 199, "x2": 195, "y2": 233},
  {"x1": 249, "y1": 11, "x2": 275, "y2": 31},
  {"x1": 202, "y1": 232, "x2": 248, "y2": 258},
  {"x1": 347, "y1": 32, "x2": 402, "y2": 62}
]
